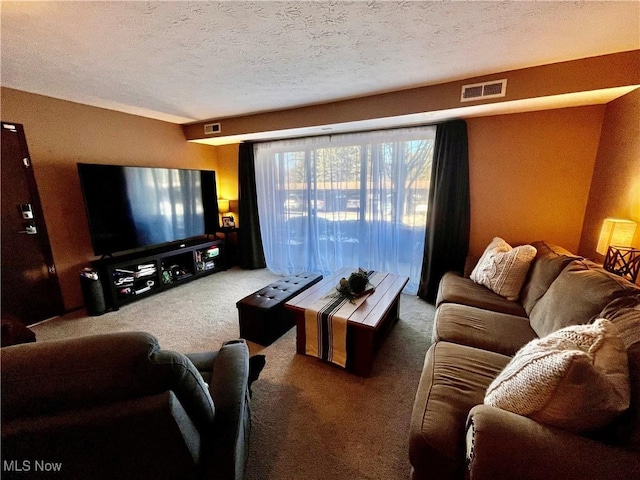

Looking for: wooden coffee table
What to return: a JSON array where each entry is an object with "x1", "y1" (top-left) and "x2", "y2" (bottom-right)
[{"x1": 284, "y1": 268, "x2": 409, "y2": 376}]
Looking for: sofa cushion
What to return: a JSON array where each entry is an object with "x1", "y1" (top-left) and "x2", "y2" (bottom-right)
[
  {"x1": 529, "y1": 260, "x2": 639, "y2": 338},
  {"x1": 519, "y1": 241, "x2": 581, "y2": 315},
  {"x1": 485, "y1": 319, "x2": 630, "y2": 433},
  {"x1": 599, "y1": 294, "x2": 640, "y2": 349},
  {"x1": 435, "y1": 272, "x2": 527, "y2": 317},
  {"x1": 410, "y1": 342, "x2": 510, "y2": 480},
  {"x1": 470, "y1": 237, "x2": 537, "y2": 301},
  {"x1": 185, "y1": 350, "x2": 218, "y2": 384},
  {"x1": 1, "y1": 332, "x2": 160, "y2": 420},
  {"x1": 433, "y1": 303, "x2": 537, "y2": 356}
]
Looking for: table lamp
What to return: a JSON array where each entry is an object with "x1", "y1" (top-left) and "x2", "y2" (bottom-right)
[
  {"x1": 596, "y1": 218, "x2": 639, "y2": 283},
  {"x1": 218, "y1": 198, "x2": 236, "y2": 229},
  {"x1": 218, "y1": 199, "x2": 230, "y2": 214}
]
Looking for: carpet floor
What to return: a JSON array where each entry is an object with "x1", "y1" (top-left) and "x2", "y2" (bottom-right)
[{"x1": 32, "y1": 267, "x2": 436, "y2": 480}]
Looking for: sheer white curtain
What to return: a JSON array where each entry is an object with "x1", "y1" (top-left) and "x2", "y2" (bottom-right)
[{"x1": 254, "y1": 126, "x2": 435, "y2": 294}]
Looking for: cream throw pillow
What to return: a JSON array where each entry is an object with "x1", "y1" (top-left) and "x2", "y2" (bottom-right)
[
  {"x1": 484, "y1": 319, "x2": 630, "y2": 432},
  {"x1": 470, "y1": 237, "x2": 537, "y2": 300}
]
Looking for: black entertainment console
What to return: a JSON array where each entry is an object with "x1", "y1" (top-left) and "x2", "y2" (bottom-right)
[{"x1": 92, "y1": 238, "x2": 225, "y2": 311}]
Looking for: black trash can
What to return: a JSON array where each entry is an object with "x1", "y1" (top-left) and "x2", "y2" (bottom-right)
[{"x1": 80, "y1": 269, "x2": 106, "y2": 316}]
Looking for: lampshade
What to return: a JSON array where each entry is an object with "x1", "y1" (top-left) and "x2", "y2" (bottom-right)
[
  {"x1": 596, "y1": 218, "x2": 637, "y2": 255},
  {"x1": 218, "y1": 199, "x2": 230, "y2": 214}
]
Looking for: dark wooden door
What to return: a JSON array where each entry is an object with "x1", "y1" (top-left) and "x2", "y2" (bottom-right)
[{"x1": 1, "y1": 121, "x2": 64, "y2": 325}]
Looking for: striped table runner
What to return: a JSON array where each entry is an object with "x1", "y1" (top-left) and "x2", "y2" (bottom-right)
[{"x1": 304, "y1": 271, "x2": 386, "y2": 367}]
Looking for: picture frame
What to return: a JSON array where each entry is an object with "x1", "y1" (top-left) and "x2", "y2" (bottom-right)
[{"x1": 221, "y1": 216, "x2": 235, "y2": 228}]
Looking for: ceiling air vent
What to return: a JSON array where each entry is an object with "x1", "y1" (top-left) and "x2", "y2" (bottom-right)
[
  {"x1": 204, "y1": 123, "x2": 221, "y2": 135},
  {"x1": 460, "y1": 79, "x2": 507, "y2": 102}
]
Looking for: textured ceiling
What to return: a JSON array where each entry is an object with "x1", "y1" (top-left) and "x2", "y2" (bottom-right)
[{"x1": 1, "y1": 1, "x2": 639, "y2": 124}]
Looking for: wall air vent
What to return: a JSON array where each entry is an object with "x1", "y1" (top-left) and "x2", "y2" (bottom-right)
[
  {"x1": 460, "y1": 79, "x2": 507, "y2": 102},
  {"x1": 204, "y1": 123, "x2": 221, "y2": 135}
]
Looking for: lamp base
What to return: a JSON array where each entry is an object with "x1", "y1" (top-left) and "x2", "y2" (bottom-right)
[{"x1": 603, "y1": 246, "x2": 640, "y2": 283}]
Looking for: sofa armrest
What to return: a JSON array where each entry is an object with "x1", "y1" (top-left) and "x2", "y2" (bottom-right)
[
  {"x1": 209, "y1": 339, "x2": 250, "y2": 409},
  {"x1": 208, "y1": 339, "x2": 251, "y2": 480},
  {"x1": 466, "y1": 404, "x2": 640, "y2": 480}
]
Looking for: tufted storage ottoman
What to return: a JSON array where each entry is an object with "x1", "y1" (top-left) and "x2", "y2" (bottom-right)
[{"x1": 236, "y1": 272, "x2": 323, "y2": 345}]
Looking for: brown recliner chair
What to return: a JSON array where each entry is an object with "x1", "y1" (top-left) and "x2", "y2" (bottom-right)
[{"x1": 1, "y1": 332, "x2": 252, "y2": 480}]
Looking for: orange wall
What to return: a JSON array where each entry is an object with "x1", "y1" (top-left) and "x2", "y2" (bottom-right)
[
  {"x1": 579, "y1": 89, "x2": 640, "y2": 263},
  {"x1": 466, "y1": 106, "x2": 605, "y2": 256},
  {"x1": 214, "y1": 143, "x2": 240, "y2": 224},
  {"x1": 1, "y1": 87, "x2": 219, "y2": 310}
]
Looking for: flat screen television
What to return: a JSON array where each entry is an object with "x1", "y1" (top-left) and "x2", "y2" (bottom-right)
[{"x1": 77, "y1": 163, "x2": 219, "y2": 256}]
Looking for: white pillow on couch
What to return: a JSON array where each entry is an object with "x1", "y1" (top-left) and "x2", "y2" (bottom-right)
[
  {"x1": 470, "y1": 237, "x2": 537, "y2": 301},
  {"x1": 484, "y1": 318, "x2": 630, "y2": 432}
]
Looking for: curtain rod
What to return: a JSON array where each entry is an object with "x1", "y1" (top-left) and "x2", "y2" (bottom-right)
[{"x1": 243, "y1": 119, "x2": 459, "y2": 145}]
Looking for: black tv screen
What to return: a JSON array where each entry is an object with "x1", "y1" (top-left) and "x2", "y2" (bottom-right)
[{"x1": 77, "y1": 163, "x2": 219, "y2": 256}]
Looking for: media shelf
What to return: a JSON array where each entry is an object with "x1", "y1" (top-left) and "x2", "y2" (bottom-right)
[{"x1": 92, "y1": 238, "x2": 225, "y2": 310}]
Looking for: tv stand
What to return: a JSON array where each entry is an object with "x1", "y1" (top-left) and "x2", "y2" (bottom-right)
[{"x1": 91, "y1": 238, "x2": 225, "y2": 311}]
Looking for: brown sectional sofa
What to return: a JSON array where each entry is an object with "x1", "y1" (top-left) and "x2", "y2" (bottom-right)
[{"x1": 409, "y1": 241, "x2": 640, "y2": 480}]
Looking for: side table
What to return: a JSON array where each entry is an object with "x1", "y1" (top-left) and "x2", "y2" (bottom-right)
[{"x1": 217, "y1": 227, "x2": 239, "y2": 268}]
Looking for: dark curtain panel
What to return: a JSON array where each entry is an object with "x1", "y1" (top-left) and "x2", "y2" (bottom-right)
[
  {"x1": 238, "y1": 142, "x2": 266, "y2": 269},
  {"x1": 418, "y1": 120, "x2": 470, "y2": 303}
]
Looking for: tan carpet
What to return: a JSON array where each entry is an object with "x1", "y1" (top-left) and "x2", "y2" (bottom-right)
[{"x1": 32, "y1": 267, "x2": 435, "y2": 480}]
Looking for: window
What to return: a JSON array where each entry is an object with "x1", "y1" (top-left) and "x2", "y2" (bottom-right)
[{"x1": 254, "y1": 126, "x2": 435, "y2": 293}]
